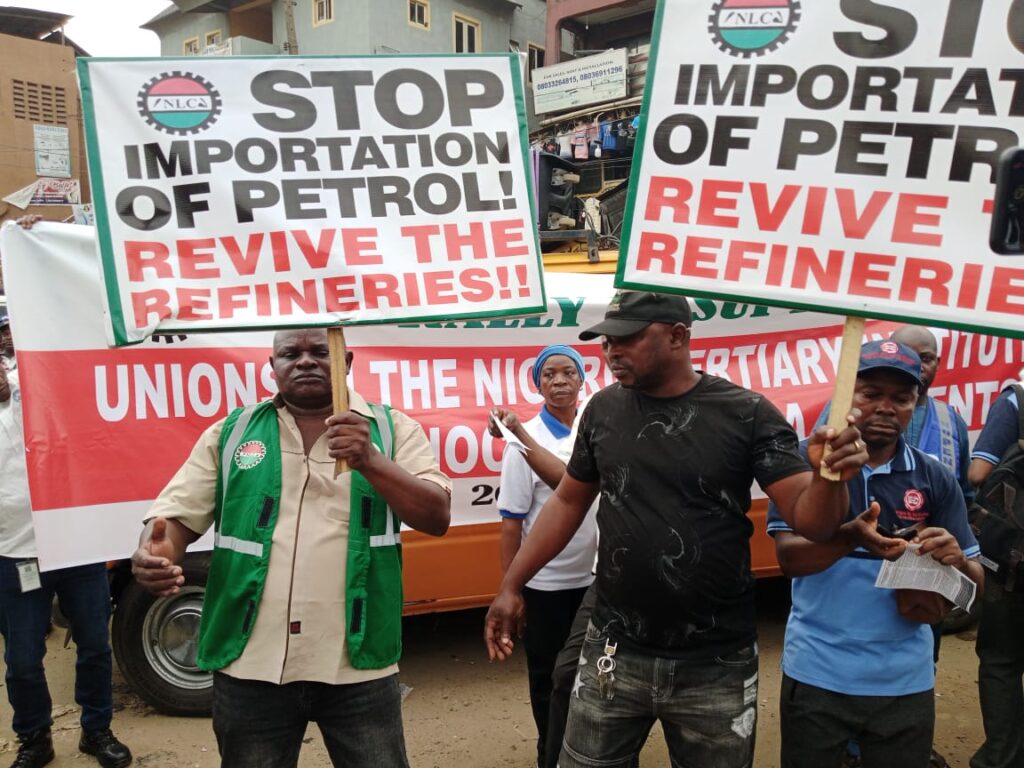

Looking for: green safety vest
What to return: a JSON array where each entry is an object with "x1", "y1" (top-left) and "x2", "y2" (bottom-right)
[{"x1": 196, "y1": 399, "x2": 404, "y2": 671}]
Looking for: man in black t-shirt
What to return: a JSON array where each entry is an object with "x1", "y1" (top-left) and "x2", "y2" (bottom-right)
[{"x1": 485, "y1": 290, "x2": 870, "y2": 768}]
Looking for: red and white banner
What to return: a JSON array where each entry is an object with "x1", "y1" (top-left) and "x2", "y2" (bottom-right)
[
  {"x1": 2, "y1": 222, "x2": 1022, "y2": 569},
  {"x1": 620, "y1": 0, "x2": 1024, "y2": 337}
]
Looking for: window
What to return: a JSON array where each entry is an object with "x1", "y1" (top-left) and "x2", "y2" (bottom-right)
[
  {"x1": 314, "y1": 0, "x2": 334, "y2": 25},
  {"x1": 528, "y1": 43, "x2": 545, "y2": 77},
  {"x1": 453, "y1": 14, "x2": 480, "y2": 53},
  {"x1": 205, "y1": 30, "x2": 222, "y2": 47},
  {"x1": 183, "y1": 36, "x2": 200, "y2": 54},
  {"x1": 408, "y1": 0, "x2": 429, "y2": 29},
  {"x1": 11, "y1": 80, "x2": 67, "y2": 124}
]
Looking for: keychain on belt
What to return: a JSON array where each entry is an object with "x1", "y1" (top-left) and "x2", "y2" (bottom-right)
[{"x1": 596, "y1": 640, "x2": 617, "y2": 699}]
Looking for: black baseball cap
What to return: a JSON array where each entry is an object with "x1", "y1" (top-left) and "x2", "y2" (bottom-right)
[
  {"x1": 0, "y1": 307, "x2": 8, "y2": 328},
  {"x1": 857, "y1": 340, "x2": 923, "y2": 387},
  {"x1": 579, "y1": 290, "x2": 692, "y2": 341}
]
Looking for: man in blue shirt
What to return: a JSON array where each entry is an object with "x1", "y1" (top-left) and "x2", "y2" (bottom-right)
[
  {"x1": 968, "y1": 380, "x2": 1024, "y2": 768},
  {"x1": 818, "y1": 326, "x2": 972, "y2": 505},
  {"x1": 769, "y1": 340, "x2": 983, "y2": 768},
  {"x1": 819, "y1": 327, "x2": 973, "y2": 665}
]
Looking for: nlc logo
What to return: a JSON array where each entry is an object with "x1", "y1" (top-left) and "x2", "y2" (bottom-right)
[
  {"x1": 137, "y1": 71, "x2": 222, "y2": 135},
  {"x1": 708, "y1": 0, "x2": 800, "y2": 58}
]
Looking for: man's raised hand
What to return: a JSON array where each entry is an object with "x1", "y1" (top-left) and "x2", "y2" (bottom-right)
[{"x1": 131, "y1": 517, "x2": 185, "y2": 597}]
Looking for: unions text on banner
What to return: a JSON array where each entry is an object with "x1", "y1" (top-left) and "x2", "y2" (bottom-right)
[
  {"x1": 78, "y1": 55, "x2": 545, "y2": 345},
  {"x1": 620, "y1": 0, "x2": 1024, "y2": 338}
]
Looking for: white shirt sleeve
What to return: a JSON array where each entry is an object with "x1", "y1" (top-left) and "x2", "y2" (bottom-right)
[{"x1": 497, "y1": 444, "x2": 536, "y2": 518}]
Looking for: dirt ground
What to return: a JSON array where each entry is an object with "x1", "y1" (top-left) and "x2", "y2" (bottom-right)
[{"x1": 0, "y1": 580, "x2": 987, "y2": 767}]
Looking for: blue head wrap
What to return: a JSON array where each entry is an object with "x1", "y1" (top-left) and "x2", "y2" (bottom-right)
[{"x1": 532, "y1": 344, "x2": 585, "y2": 388}]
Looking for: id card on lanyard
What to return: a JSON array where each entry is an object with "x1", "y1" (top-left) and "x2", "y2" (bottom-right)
[{"x1": 15, "y1": 560, "x2": 41, "y2": 592}]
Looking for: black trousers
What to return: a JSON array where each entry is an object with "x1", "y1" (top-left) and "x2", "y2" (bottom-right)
[
  {"x1": 545, "y1": 584, "x2": 597, "y2": 768},
  {"x1": 522, "y1": 584, "x2": 590, "y2": 768},
  {"x1": 780, "y1": 674, "x2": 933, "y2": 768},
  {"x1": 211, "y1": 672, "x2": 409, "y2": 768},
  {"x1": 971, "y1": 586, "x2": 1024, "y2": 768}
]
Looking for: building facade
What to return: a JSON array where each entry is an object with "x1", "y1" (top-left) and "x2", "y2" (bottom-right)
[
  {"x1": 543, "y1": 0, "x2": 655, "y2": 64},
  {"x1": 0, "y1": 8, "x2": 90, "y2": 225},
  {"x1": 144, "y1": 0, "x2": 548, "y2": 62}
]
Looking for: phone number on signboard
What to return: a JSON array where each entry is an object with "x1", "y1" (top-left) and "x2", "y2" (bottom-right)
[
  {"x1": 536, "y1": 65, "x2": 623, "y2": 91},
  {"x1": 578, "y1": 66, "x2": 623, "y2": 81}
]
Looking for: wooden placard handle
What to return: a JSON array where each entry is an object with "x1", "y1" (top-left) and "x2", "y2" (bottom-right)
[
  {"x1": 820, "y1": 316, "x2": 866, "y2": 480},
  {"x1": 328, "y1": 326, "x2": 350, "y2": 477}
]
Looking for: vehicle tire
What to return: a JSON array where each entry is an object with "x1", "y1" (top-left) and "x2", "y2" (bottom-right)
[
  {"x1": 941, "y1": 598, "x2": 982, "y2": 635},
  {"x1": 111, "y1": 553, "x2": 212, "y2": 716}
]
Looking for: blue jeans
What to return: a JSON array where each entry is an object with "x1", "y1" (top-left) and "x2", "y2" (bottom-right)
[
  {"x1": 212, "y1": 672, "x2": 410, "y2": 768},
  {"x1": 560, "y1": 621, "x2": 758, "y2": 768},
  {"x1": 0, "y1": 558, "x2": 113, "y2": 736}
]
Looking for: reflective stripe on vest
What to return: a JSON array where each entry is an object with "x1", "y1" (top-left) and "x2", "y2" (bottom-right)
[
  {"x1": 370, "y1": 512, "x2": 398, "y2": 548},
  {"x1": 220, "y1": 403, "x2": 260, "y2": 509},
  {"x1": 214, "y1": 404, "x2": 266, "y2": 560},
  {"x1": 214, "y1": 531, "x2": 263, "y2": 558},
  {"x1": 933, "y1": 401, "x2": 957, "y2": 474},
  {"x1": 368, "y1": 402, "x2": 399, "y2": 548}
]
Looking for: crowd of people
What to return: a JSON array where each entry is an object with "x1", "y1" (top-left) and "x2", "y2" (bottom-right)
[{"x1": 0, "y1": 273, "x2": 1022, "y2": 768}]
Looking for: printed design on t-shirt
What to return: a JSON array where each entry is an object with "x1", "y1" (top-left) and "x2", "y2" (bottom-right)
[
  {"x1": 637, "y1": 404, "x2": 697, "y2": 440},
  {"x1": 602, "y1": 463, "x2": 631, "y2": 511},
  {"x1": 753, "y1": 436, "x2": 795, "y2": 472},
  {"x1": 656, "y1": 525, "x2": 702, "y2": 591},
  {"x1": 676, "y1": 614, "x2": 717, "y2": 645},
  {"x1": 609, "y1": 601, "x2": 717, "y2": 647},
  {"x1": 603, "y1": 607, "x2": 648, "y2": 643},
  {"x1": 675, "y1": 594, "x2": 719, "y2": 644},
  {"x1": 574, "y1": 422, "x2": 594, "y2": 466},
  {"x1": 605, "y1": 545, "x2": 630, "y2": 583},
  {"x1": 699, "y1": 476, "x2": 743, "y2": 516}
]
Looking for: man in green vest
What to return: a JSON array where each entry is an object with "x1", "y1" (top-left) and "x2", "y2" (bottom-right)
[{"x1": 130, "y1": 328, "x2": 451, "y2": 768}]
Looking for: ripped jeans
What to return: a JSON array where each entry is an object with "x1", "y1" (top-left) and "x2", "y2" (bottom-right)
[{"x1": 559, "y1": 622, "x2": 758, "y2": 768}]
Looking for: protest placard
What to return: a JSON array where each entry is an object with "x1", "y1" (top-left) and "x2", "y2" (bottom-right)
[
  {"x1": 619, "y1": 0, "x2": 1024, "y2": 339},
  {"x1": 78, "y1": 55, "x2": 545, "y2": 346}
]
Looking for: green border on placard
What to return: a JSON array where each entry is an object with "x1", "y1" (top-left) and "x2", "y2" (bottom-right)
[
  {"x1": 77, "y1": 53, "x2": 547, "y2": 345},
  {"x1": 78, "y1": 57, "x2": 133, "y2": 346},
  {"x1": 616, "y1": 277, "x2": 1024, "y2": 340},
  {"x1": 507, "y1": 49, "x2": 547, "y2": 314},
  {"x1": 614, "y1": 0, "x2": 666, "y2": 291},
  {"x1": 614, "y1": 1, "x2": 1024, "y2": 341}
]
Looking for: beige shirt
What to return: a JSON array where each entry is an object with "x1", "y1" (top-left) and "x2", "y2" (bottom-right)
[{"x1": 148, "y1": 390, "x2": 451, "y2": 685}]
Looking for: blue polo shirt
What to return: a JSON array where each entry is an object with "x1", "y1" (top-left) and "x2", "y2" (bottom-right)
[
  {"x1": 767, "y1": 437, "x2": 979, "y2": 696},
  {"x1": 972, "y1": 386, "x2": 1022, "y2": 466}
]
